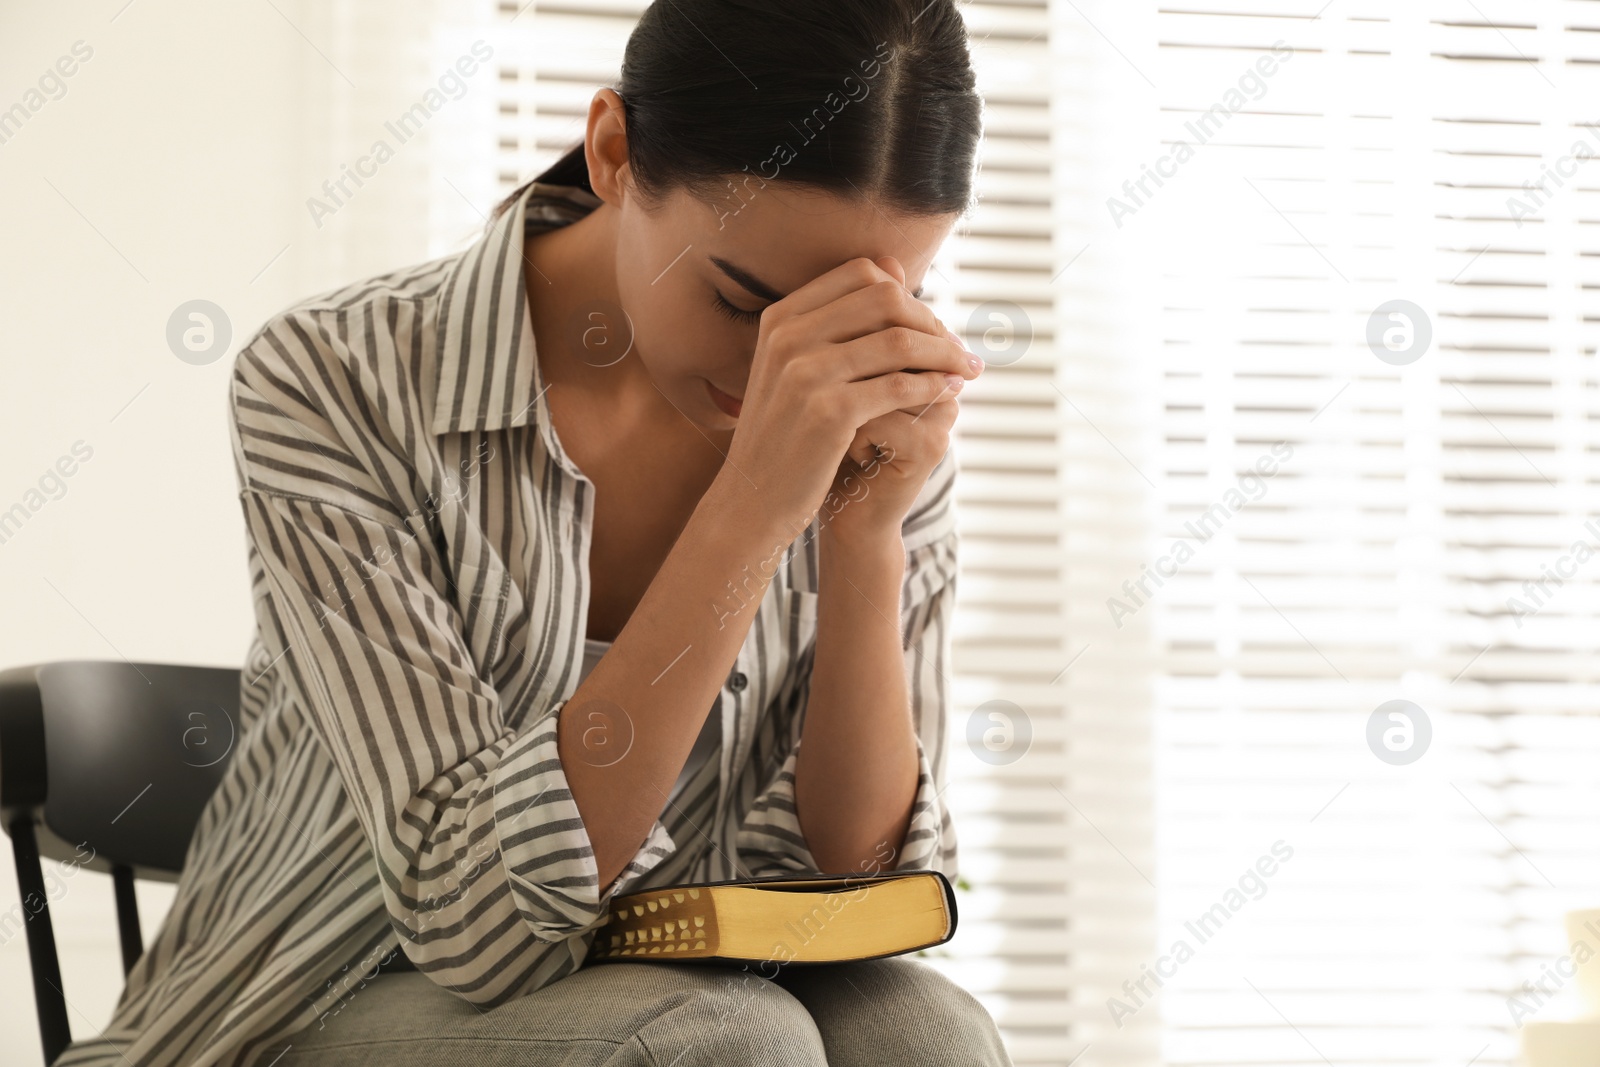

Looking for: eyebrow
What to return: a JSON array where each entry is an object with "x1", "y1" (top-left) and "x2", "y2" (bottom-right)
[{"x1": 709, "y1": 255, "x2": 925, "y2": 303}]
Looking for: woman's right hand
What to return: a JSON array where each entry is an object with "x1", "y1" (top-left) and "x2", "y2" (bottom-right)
[{"x1": 720, "y1": 255, "x2": 977, "y2": 537}]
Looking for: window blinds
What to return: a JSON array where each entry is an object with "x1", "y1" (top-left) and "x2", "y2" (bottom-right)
[
  {"x1": 430, "y1": 2, "x2": 1600, "y2": 1065},
  {"x1": 1129, "y1": 3, "x2": 1600, "y2": 1066}
]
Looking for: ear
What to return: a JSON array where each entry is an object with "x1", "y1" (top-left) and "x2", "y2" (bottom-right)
[{"x1": 584, "y1": 88, "x2": 633, "y2": 205}]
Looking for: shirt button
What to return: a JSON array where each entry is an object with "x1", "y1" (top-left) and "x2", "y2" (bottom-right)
[{"x1": 728, "y1": 671, "x2": 748, "y2": 692}]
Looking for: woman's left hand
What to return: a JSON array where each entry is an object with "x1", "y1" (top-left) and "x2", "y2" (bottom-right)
[{"x1": 820, "y1": 258, "x2": 978, "y2": 541}]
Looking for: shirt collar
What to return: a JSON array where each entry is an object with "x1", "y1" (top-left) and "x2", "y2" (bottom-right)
[{"x1": 430, "y1": 180, "x2": 603, "y2": 436}]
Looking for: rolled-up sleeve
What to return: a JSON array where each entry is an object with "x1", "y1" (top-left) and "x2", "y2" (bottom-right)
[
  {"x1": 736, "y1": 447, "x2": 962, "y2": 881},
  {"x1": 230, "y1": 324, "x2": 674, "y2": 1005}
]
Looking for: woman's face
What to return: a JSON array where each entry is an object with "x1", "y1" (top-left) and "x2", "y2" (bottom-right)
[{"x1": 580, "y1": 90, "x2": 960, "y2": 435}]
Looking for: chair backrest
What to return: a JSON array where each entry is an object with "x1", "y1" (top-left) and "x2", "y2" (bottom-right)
[
  {"x1": 0, "y1": 659, "x2": 238, "y2": 876},
  {"x1": 0, "y1": 659, "x2": 240, "y2": 1064},
  {"x1": 35, "y1": 660, "x2": 240, "y2": 875}
]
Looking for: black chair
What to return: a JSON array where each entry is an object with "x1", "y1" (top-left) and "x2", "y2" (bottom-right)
[{"x1": 0, "y1": 660, "x2": 240, "y2": 1065}]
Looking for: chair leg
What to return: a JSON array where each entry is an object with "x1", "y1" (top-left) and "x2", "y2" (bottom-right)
[
  {"x1": 8, "y1": 813, "x2": 72, "y2": 1065},
  {"x1": 111, "y1": 864, "x2": 142, "y2": 976}
]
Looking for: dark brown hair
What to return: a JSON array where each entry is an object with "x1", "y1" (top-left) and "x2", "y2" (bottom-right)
[{"x1": 487, "y1": 0, "x2": 981, "y2": 228}]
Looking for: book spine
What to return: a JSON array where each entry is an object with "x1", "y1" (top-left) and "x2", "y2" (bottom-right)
[{"x1": 590, "y1": 887, "x2": 715, "y2": 960}]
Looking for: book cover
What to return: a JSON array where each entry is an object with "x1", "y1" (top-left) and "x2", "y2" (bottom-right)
[{"x1": 586, "y1": 868, "x2": 958, "y2": 968}]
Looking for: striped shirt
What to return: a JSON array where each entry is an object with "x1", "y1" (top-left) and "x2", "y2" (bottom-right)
[{"x1": 54, "y1": 180, "x2": 961, "y2": 1067}]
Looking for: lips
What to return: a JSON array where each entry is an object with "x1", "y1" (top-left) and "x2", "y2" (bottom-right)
[{"x1": 706, "y1": 379, "x2": 743, "y2": 418}]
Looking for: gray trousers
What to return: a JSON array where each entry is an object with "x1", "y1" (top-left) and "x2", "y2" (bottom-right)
[{"x1": 269, "y1": 956, "x2": 1015, "y2": 1065}]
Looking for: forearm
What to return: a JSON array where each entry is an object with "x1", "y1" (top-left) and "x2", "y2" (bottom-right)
[
  {"x1": 560, "y1": 469, "x2": 800, "y2": 896},
  {"x1": 794, "y1": 524, "x2": 917, "y2": 873}
]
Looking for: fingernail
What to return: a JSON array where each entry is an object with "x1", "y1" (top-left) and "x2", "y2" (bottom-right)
[
  {"x1": 944, "y1": 374, "x2": 965, "y2": 390},
  {"x1": 967, "y1": 354, "x2": 984, "y2": 374}
]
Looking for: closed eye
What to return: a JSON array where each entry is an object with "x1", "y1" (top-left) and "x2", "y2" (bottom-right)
[{"x1": 712, "y1": 290, "x2": 763, "y2": 326}]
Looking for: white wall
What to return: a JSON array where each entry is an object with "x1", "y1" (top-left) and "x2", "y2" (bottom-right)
[{"x1": 0, "y1": 1, "x2": 456, "y2": 1060}]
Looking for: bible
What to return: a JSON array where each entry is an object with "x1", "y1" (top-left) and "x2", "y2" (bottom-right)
[{"x1": 586, "y1": 869, "x2": 957, "y2": 966}]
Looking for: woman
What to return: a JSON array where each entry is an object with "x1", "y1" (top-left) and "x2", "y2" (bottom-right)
[{"x1": 54, "y1": 1, "x2": 1006, "y2": 1064}]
